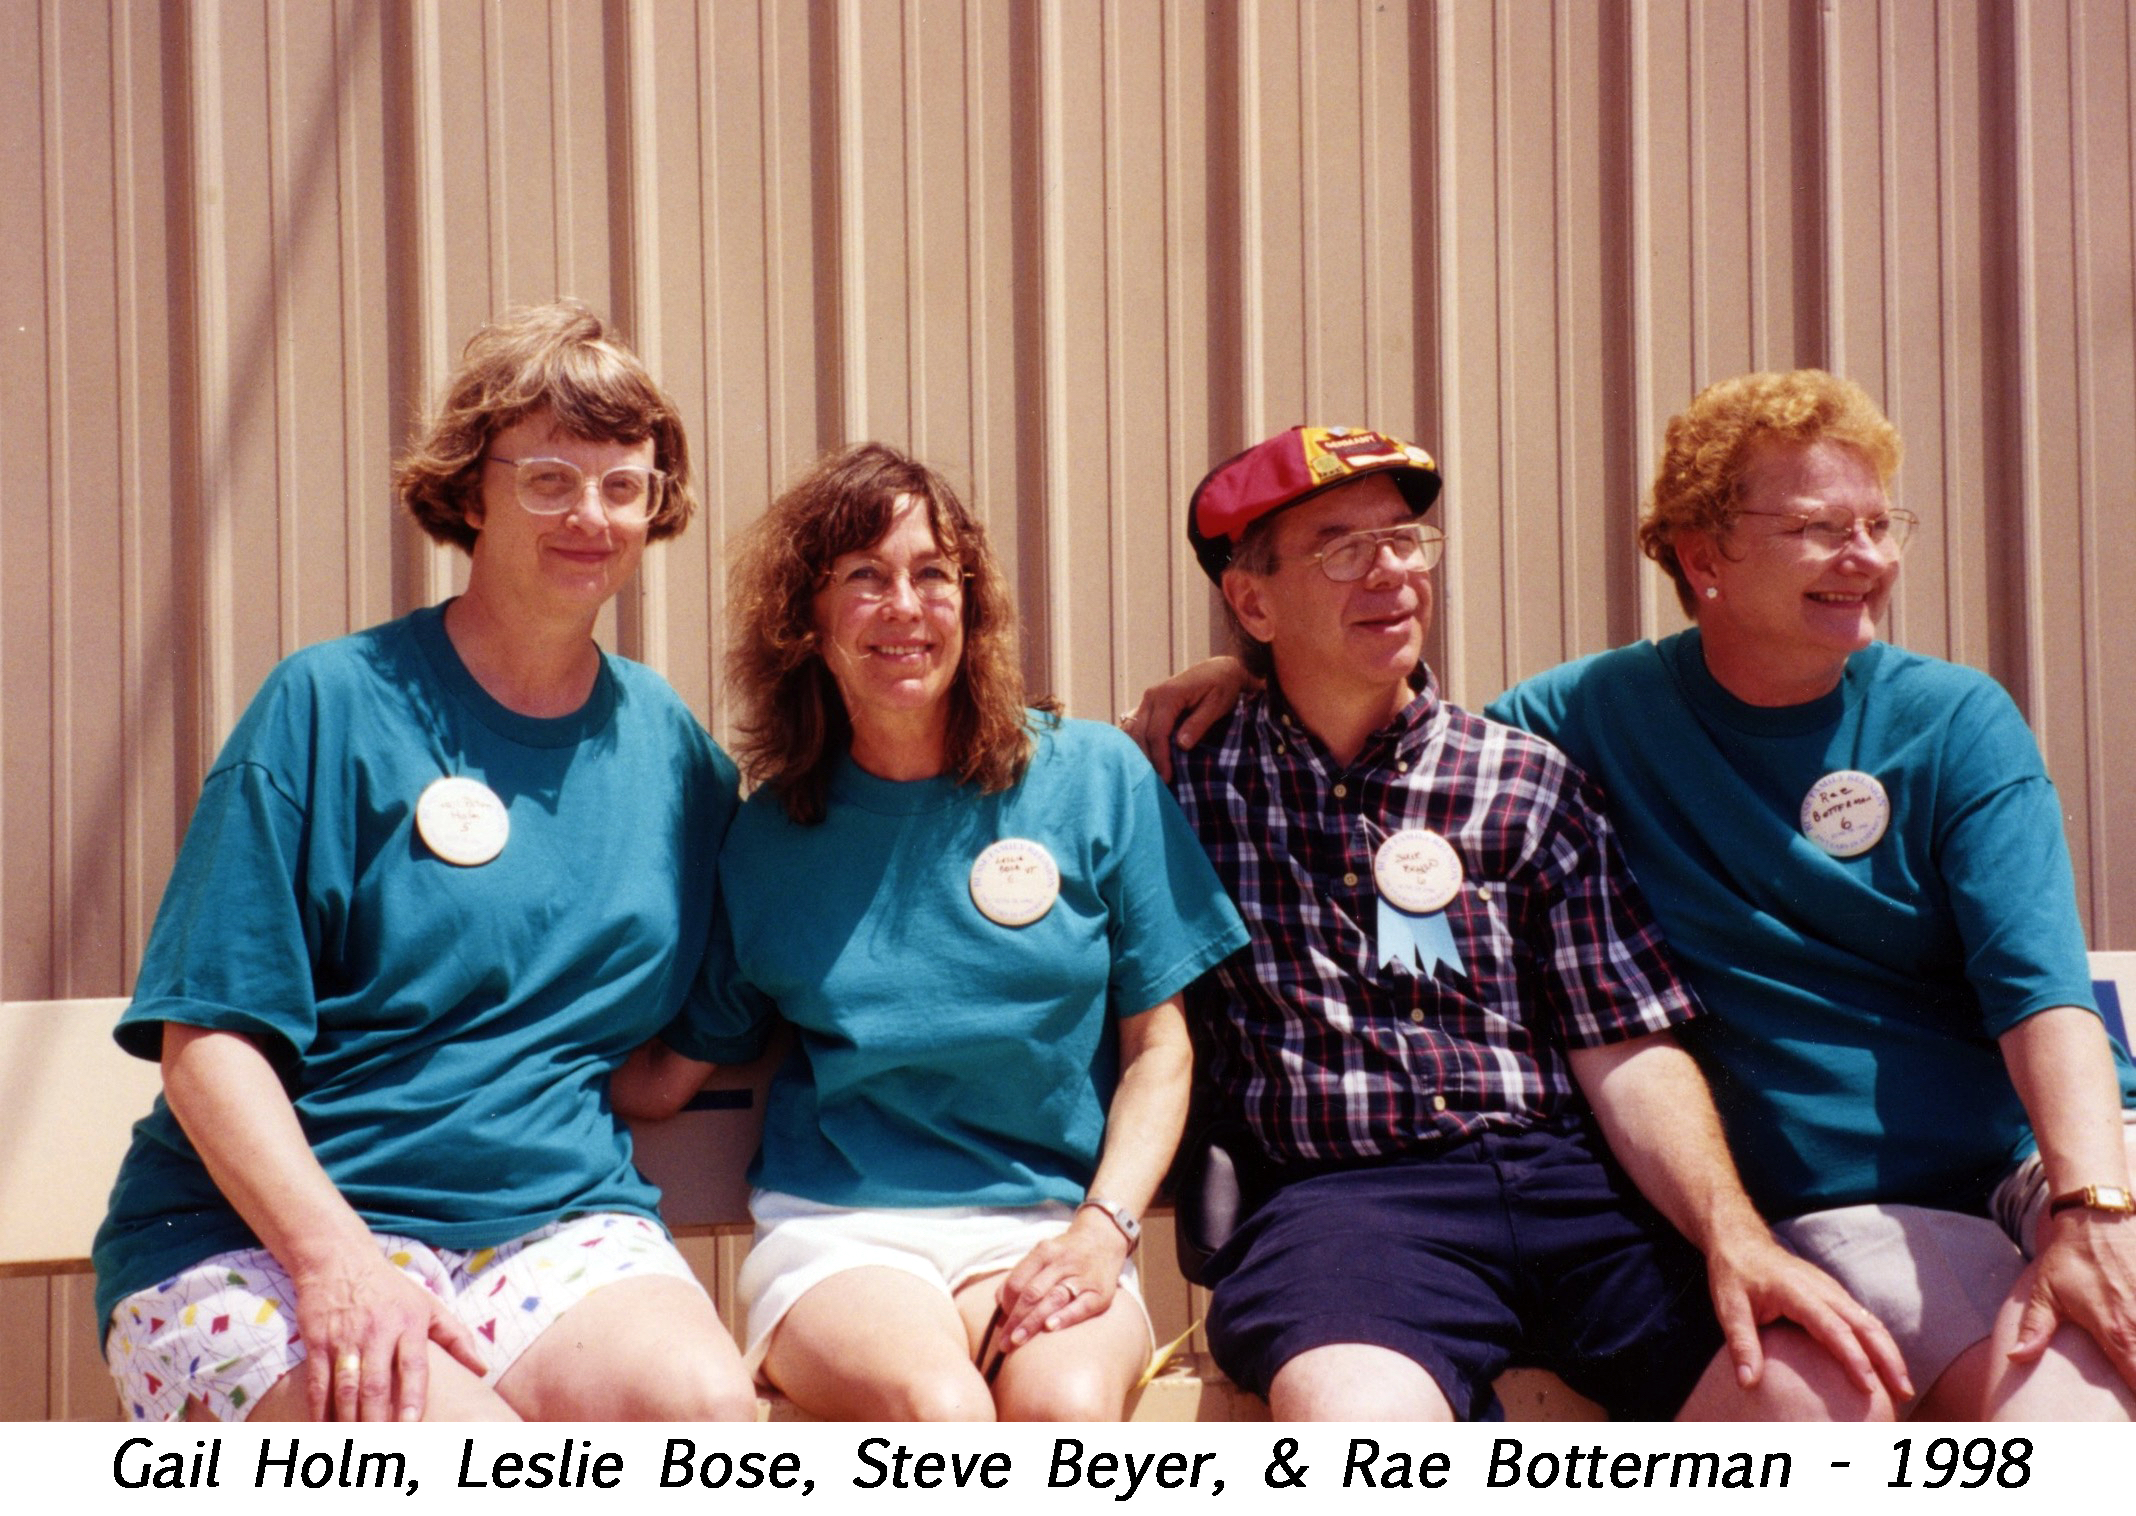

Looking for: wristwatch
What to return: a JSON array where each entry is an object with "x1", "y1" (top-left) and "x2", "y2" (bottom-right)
[
  {"x1": 2047, "y1": 1184, "x2": 2136, "y2": 1218},
  {"x1": 1077, "y1": 1196, "x2": 1142, "y2": 1253}
]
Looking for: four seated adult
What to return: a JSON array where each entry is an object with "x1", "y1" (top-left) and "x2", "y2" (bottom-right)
[
  {"x1": 1153, "y1": 426, "x2": 1904, "y2": 1421},
  {"x1": 613, "y1": 443, "x2": 1247, "y2": 1420},
  {"x1": 93, "y1": 303, "x2": 756, "y2": 1422},
  {"x1": 1133, "y1": 379, "x2": 2136, "y2": 1420}
]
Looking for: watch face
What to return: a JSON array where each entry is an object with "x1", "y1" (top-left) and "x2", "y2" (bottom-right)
[{"x1": 2104, "y1": 1186, "x2": 2135, "y2": 1211}]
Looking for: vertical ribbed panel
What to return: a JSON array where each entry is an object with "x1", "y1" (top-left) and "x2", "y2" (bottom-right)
[{"x1": 3, "y1": 0, "x2": 2133, "y2": 1001}]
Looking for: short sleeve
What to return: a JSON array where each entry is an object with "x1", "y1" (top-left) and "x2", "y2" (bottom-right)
[
  {"x1": 115, "y1": 758, "x2": 318, "y2": 1067},
  {"x1": 1934, "y1": 683, "x2": 2097, "y2": 1034},
  {"x1": 660, "y1": 890, "x2": 777, "y2": 1064},
  {"x1": 1528, "y1": 759, "x2": 1703, "y2": 1049},
  {"x1": 1096, "y1": 735, "x2": 1249, "y2": 1017}
]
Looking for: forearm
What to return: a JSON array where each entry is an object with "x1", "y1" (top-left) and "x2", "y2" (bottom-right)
[
  {"x1": 1999, "y1": 1006, "x2": 2132, "y2": 1193},
  {"x1": 1569, "y1": 1034, "x2": 1768, "y2": 1255},
  {"x1": 161, "y1": 1024, "x2": 375, "y2": 1275},
  {"x1": 1572, "y1": 1033, "x2": 1914, "y2": 1400},
  {"x1": 1084, "y1": 997, "x2": 1194, "y2": 1220},
  {"x1": 611, "y1": 1038, "x2": 717, "y2": 1120}
]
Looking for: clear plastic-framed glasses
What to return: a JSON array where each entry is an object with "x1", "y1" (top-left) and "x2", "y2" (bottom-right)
[
  {"x1": 818, "y1": 557, "x2": 970, "y2": 605},
  {"x1": 485, "y1": 455, "x2": 667, "y2": 521},
  {"x1": 1734, "y1": 506, "x2": 1917, "y2": 555},
  {"x1": 1293, "y1": 522, "x2": 1446, "y2": 582}
]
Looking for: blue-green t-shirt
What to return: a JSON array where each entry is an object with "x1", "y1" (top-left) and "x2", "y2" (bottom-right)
[
  {"x1": 667, "y1": 715, "x2": 1249, "y2": 1209},
  {"x1": 1490, "y1": 631, "x2": 2135, "y2": 1215},
  {"x1": 93, "y1": 604, "x2": 738, "y2": 1328}
]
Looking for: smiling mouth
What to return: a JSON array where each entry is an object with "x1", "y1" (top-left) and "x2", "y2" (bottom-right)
[{"x1": 869, "y1": 643, "x2": 934, "y2": 657}]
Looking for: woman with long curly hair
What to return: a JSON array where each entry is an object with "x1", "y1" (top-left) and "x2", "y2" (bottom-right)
[{"x1": 617, "y1": 442, "x2": 1245, "y2": 1420}]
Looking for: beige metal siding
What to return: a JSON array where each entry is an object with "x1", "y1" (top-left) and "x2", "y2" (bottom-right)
[{"x1": 3, "y1": 0, "x2": 2134, "y2": 1417}]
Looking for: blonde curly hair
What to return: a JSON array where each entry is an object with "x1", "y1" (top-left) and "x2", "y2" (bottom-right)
[{"x1": 1641, "y1": 370, "x2": 1901, "y2": 616}]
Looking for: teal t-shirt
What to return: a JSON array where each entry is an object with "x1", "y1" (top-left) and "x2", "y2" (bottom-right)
[
  {"x1": 93, "y1": 604, "x2": 738, "y2": 1328},
  {"x1": 1490, "y1": 631, "x2": 2135, "y2": 1215},
  {"x1": 668, "y1": 715, "x2": 1249, "y2": 1209}
]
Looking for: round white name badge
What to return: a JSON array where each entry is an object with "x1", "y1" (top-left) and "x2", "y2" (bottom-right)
[
  {"x1": 416, "y1": 776, "x2": 510, "y2": 867},
  {"x1": 969, "y1": 838, "x2": 1060, "y2": 927},
  {"x1": 1374, "y1": 829, "x2": 1463, "y2": 915},
  {"x1": 1799, "y1": 769, "x2": 1890, "y2": 858}
]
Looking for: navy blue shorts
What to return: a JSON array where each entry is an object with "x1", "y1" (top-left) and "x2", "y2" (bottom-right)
[{"x1": 1202, "y1": 1121, "x2": 1723, "y2": 1419}]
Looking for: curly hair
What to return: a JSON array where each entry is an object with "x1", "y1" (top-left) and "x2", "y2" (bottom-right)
[
  {"x1": 1641, "y1": 369, "x2": 1902, "y2": 616},
  {"x1": 393, "y1": 300, "x2": 696, "y2": 553},
  {"x1": 727, "y1": 442, "x2": 1050, "y2": 825}
]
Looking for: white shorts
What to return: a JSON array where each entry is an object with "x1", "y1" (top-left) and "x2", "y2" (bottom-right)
[
  {"x1": 105, "y1": 1212, "x2": 703, "y2": 1422},
  {"x1": 738, "y1": 1190, "x2": 1152, "y2": 1370}
]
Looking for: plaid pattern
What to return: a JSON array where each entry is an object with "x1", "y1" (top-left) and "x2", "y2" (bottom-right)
[{"x1": 1170, "y1": 671, "x2": 1701, "y2": 1165}]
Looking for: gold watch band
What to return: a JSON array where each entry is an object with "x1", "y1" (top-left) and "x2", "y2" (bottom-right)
[{"x1": 2047, "y1": 1184, "x2": 2136, "y2": 1217}]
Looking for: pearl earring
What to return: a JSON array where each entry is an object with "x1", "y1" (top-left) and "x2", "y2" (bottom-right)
[{"x1": 1703, "y1": 585, "x2": 1719, "y2": 601}]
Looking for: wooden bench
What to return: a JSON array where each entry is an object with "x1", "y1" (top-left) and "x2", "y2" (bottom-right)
[{"x1": 8, "y1": 952, "x2": 2131, "y2": 1421}]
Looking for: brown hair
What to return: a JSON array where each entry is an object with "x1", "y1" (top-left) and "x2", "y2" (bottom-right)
[
  {"x1": 727, "y1": 442, "x2": 1050, "y2": 825},
  {"x1": 394, "y1": 300, "x2": 696, "y2": 553},
  {"x1": 1641, "y1": 369, "x2": 1902, "y2": 615}
]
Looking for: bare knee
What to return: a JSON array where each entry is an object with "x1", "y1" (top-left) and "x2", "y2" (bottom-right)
[
  {"x1": 626, "y1": 1357, "x2": 760, "y2": 1423},
  {"x1": 995, "y1": 1362, "x2": 1127, "y2": 1422},
  {"x1": 1976, "y1": 1314, "x2": 2136, "y2": 1421},
  {"x1": 1269, "y1": 1344, "x2": 1453, "y2": 1421},
  {"x1": 891, "y1": 1369, "x2": 997, "y2": 1422},
  {"x1": 1756, "y1": 1328, "x2": 1897, "y2": 1422},
  {"x1": 1681, "y1": 1329, "x2": 1896, "y2": 1422}
]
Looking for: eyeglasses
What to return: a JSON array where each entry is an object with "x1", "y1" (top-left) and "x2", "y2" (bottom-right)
[
  {"x1": 486, "y1": 455, "x2": 667, "y2": 521},
  {"x1": 1291, "y1": 523, "x2": 1445, "y2": 582},
  {"x1": 819, "y1": 558, "x2": 970, "y2": 605},
  {"x1": 1735, "y1": 507, "x2": 1917, "y2": 554}
]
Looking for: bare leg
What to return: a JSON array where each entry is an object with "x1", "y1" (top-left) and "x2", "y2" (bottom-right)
[
  {"x1": 1678, "y1": 1325, "x2": 1895, "y2": 1421},
  {"x1": 953, "y1": 1273, "x2": 1149, "y2": 1421},
  {"x1": 762, "y1": 1265, "x2": 994, "y2": 1421},
  {"x1": 1267, "y1": 1343, "x2": 1454, "y2": 1420},
  {"x1": 495, "y1": 1274, "x2": 755, "y2": 1421},
  {"x1": 243, "y1": 1345, "x2": 519, "y2": 1422},
  {"x1": 1963, "y1": 1269, "x2": 2136, "y2": 1420}
]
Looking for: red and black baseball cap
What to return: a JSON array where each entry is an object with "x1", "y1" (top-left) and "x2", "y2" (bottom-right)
[{"x1": 1187, "y1": 425, "x2": 1442, "y2": 582}]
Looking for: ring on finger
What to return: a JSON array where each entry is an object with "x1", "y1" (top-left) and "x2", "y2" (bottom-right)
[{"x1": 336, "y1": 1351, "x2": 362, "y2": 1376}]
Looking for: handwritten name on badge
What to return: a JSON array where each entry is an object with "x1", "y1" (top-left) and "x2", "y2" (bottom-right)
[{"x1": 1800, "y1": 769, "x2": 1890, "y2": 857}]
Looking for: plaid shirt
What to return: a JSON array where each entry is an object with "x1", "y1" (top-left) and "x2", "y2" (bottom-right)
[{"x1": 1170, "y1": 670, "x2": 1701, "y2": 1165}]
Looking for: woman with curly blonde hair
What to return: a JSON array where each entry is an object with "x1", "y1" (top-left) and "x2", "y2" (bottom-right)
[{"x1": 617, "y1": 442, "x2": 1246, "y2": 1421}]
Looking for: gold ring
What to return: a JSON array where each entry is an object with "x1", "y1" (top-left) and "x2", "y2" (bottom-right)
[{"x1": 336, "y1": 1351, "x2": 361, "y2": 1377}]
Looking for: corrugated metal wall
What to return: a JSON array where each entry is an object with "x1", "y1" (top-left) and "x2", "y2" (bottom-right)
[{"x1": 4, "y1": 0, "x2": 2132, "y2": 1000}]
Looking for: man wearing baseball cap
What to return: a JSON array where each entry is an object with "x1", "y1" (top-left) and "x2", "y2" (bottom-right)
[{"x1": 1161, "y1": 425, "x2": 1905, "y2": 1420}]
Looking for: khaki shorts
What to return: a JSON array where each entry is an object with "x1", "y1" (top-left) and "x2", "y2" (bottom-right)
[
  {"x1": 1771, "y1": 1203, "x2": 2023, "y2": 1398},
  {"x1": 1774, "y1": 1110, "x2": 2136, "y2": 1398},
  {"x1": 739, "y1": 1190, "x2": 1151, "y2": 1371}
]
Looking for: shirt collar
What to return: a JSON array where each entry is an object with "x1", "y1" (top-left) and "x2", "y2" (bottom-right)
[{"x1": 1258, "y1": 664, "x2": 1446, "y2": 773}]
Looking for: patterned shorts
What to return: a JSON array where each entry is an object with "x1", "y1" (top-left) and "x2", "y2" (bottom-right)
[{"x1": 105, "y1": 1212, "x2": 703, "y2": 1422}]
